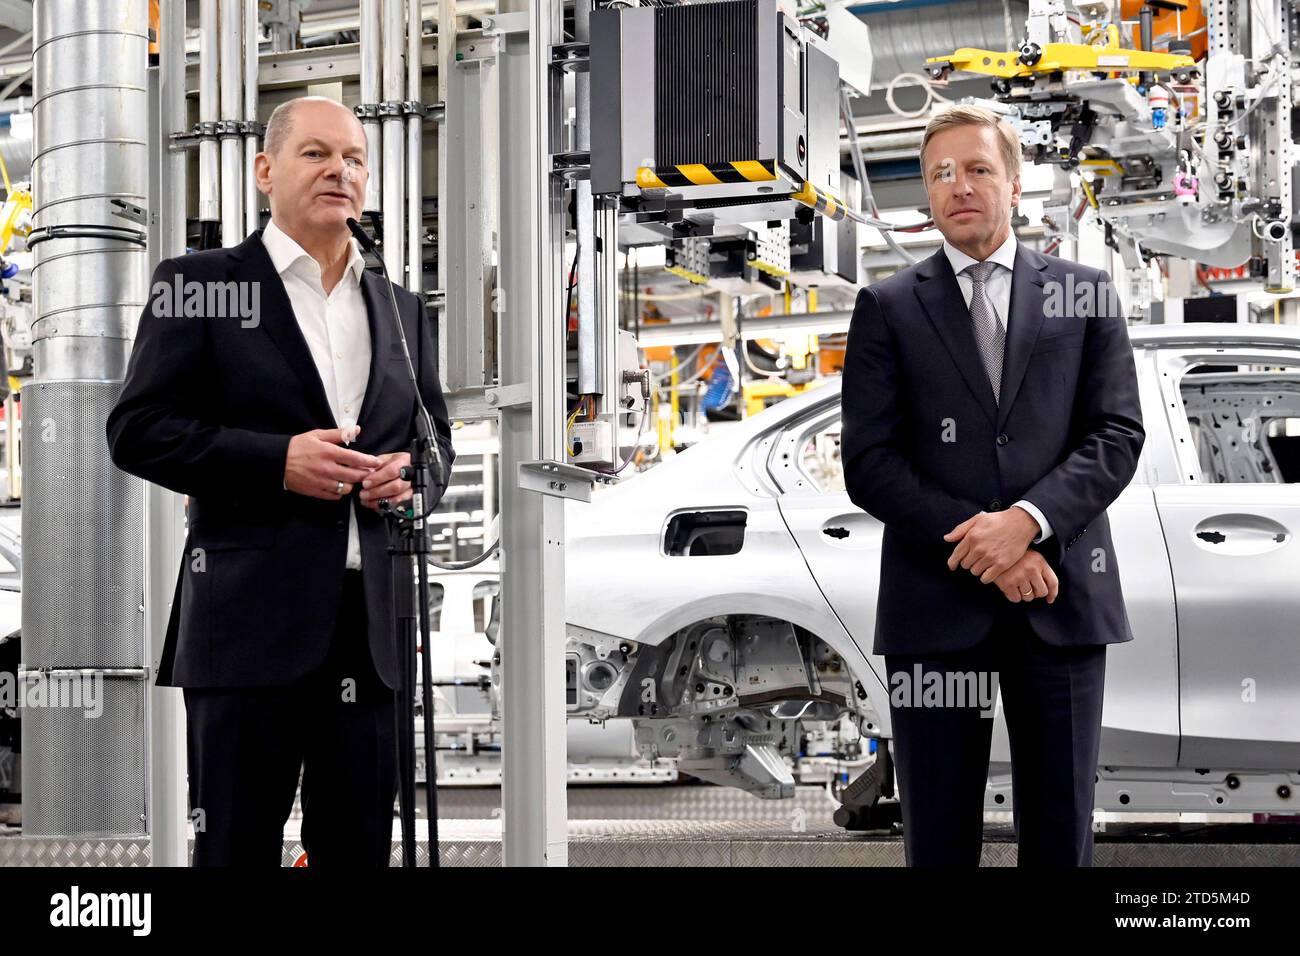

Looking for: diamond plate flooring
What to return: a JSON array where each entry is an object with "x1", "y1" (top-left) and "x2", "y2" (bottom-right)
[{"x1": 4, "y1": 786, "x2": 1299, "y2": 866}]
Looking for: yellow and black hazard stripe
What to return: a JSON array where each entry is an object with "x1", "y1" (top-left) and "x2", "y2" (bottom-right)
[
  {"x1": 636, "y1": 159, "x2": 777, "y2": 190},
  {"x1": 790, "y1": 181, "x2": 848, "y2": 222},
  {"x1": 665, "y1": 264, "x2": 710, "y2": 285}
]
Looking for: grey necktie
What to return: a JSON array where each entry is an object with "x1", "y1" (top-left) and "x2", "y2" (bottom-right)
[{"x1": 963, "y1": 260, "x2": 1004, "y2": 403}]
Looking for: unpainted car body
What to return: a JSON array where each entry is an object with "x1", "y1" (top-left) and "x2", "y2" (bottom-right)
[{"x1": 565, "y1": 326, "x2": 1300, "y2": 817}]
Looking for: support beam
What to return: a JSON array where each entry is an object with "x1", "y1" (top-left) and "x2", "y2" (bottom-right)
[
  {"x1": 494, "y1": 0, "x2": 568, "y2": 867},
  {"x1": 145, "y1": 0, "x2": 189, "y2": 869}
]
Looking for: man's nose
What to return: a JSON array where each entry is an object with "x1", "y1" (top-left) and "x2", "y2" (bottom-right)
[{"x1": 324, "y1": 155, "x2": 347, "y2": 181}]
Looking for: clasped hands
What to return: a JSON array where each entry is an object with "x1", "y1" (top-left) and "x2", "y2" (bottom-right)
[
  {"x1": 284, "y1": 426, "x2": 414, "y2": 511},
  {"x1": 943, "y1": 507, "x2": 1059, "y2": 604}
]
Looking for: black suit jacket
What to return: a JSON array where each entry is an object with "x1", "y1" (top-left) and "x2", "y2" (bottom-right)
[
  {"x1": 841, "y1": 243, "x2": 1144, "y2": 656},
  {"x1": 105, "y1": 228, "x2": 456, "y2": 689}
]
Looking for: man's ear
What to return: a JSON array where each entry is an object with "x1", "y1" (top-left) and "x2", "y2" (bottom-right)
[
  {"x1": 253, "y1": 152, "x2": 272, "y2": 197},
  {"x1": 1009, "y1": 171, "x2": 1022, "y2": 208}
]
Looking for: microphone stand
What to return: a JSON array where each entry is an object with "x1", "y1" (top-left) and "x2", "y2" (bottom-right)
[
  {"x1": 383, "y1": 410, "x2": 440, "y2": 869},
  {"x1": 347, "y1": 216, "x2": 443, "y2": 868}
]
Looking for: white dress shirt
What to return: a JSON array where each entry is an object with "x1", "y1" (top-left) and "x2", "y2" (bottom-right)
[
  {"x1": 941, "y1": 231, "x2": 1053, "y2": 544},
  {"x1": 263, "y1": 217, "x2": 372, "y2": 569}
]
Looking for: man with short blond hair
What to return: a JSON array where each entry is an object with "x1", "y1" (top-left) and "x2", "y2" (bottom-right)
[{"x1": 841, "y1": 104, "x2": 1144, "y2": 866}]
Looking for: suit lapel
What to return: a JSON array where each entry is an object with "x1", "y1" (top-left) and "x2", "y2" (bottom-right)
[
  {"x1": 356, "y1": 269, "x2": 395, "y2": 430},
  {"x1": 230, "y1": 230, "x2": 335, "y2": 424},
  {"x1": 914, "y1": 249, "x2": 998, "y2": 427},
  {"x1": 996, "y1": 243, "x2": 1050, "y2": 429}
]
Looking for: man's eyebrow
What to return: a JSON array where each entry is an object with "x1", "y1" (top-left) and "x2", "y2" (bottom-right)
[{"x1": 299, "y1": 137, "x2": 365, "y2": 154}]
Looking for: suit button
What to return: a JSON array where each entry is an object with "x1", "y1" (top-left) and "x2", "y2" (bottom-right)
[
  {"x1": 996, "y1": 433, "x2": 1009, "y2": 446},
  {"x1": 989, "y1": 499, "x2": 1002, "y2": 511},
  {"x1": 336, "y1": 519, "x2": 346, "y2": 528}
]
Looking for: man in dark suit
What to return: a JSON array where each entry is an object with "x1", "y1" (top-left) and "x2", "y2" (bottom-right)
[
  {"x1": 841, "y1": 105, "x2": 1144, "y2": 866},
  {"x1": 106, "y1": 96, "x2": 456, "y2": 866}
]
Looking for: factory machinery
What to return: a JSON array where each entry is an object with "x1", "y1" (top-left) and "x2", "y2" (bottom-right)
[
  {"x1": 582, "y1": 0, "x2": 1297, "y2": 459},
  {"x1": 927, "y1": 0, "x2": 1296, "y2": 301}
]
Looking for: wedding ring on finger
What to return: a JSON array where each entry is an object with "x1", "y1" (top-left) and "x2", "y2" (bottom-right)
[{"x1": 336, "y1": 481, "x2": 344, "y2": 495}]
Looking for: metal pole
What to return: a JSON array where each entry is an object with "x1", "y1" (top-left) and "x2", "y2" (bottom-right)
[
  {"x1": 495, "y1": 0, "x2": 568, "y2": 867},
  {"x1": 218, "y1": 0, "x2": 244, "y2": 246},
  {"x1": 360, "y1": 0, "x2": 382, "y2": 215},
  {"x1": 243, "y1": 0, "x2": 260, "y2": 237},
  {"x1": 482, "y1": 452, "x2": 496, "y2": 531},
  {"x1": 406, "y1": 0, "x2": 423, "y2": 293},
  {"x1": 146, "y1": 0, "x2": 190, "y2": 868},
  {"x1": 199, "y1": 0, "x2": 220, "y2": 227},
  {"x1": 574, "y1": 0, "x2": 596, "y2": 396},
  {"x1": 381, "y1": 0, "x2": 406, "y2": 280},
  {"x1": 3, "y1": 391, "x2": 15, "y2": 501}
]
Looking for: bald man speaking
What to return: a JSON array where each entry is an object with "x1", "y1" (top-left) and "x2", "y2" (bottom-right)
[{"x1": 108, "y1": 96, "x2": 456, "y2": 867}]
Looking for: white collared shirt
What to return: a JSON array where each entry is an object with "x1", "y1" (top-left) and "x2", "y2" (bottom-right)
[
  {"x1": 939, "y1": 230, "x2": 1053, "y2": 544},
  {"x1": 263, "y1": 217, "x2": 372, "y2": 569}
]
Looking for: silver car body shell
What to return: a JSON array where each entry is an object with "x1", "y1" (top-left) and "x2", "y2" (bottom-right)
[{"x1": 565, "y1": 325, "x2": 1300, "y2": 811}]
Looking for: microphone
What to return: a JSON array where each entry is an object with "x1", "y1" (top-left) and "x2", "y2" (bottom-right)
[
  {"x1": 346, "y1": 216, "x2": 442, "y2": 490},
  {"x1": 345, "y1": 214, "x2": 379, "y2": 254}
]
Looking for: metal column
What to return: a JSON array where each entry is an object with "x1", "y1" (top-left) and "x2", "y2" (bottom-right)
[
  {"x1": 493, "y1": 0, "x2": 569, "y2": 866},
  {"x1": 145, "y1": 0, "x2": 189, "y2": 868},
  {"x1": 243, "y1": 0, "x2": 261, "y2": 237},
  {"x1": 381, "y1": 0, "x2": 406, "y2": 280},
  {"x1": 218, "y1": 0, "x2": 244, "y2": 246},
  {"x1": 198, "y1": 0, "x2": 220, "y2": 230},
  {"x1": 23, "y1": 0, "x2": 150, "y2": 837},
  {"x1": 405, "y1": 0, "x2": 423, "y2": 294},
  {"x1": 359, "y1": 0, "x2": 382, "y2": 216}
]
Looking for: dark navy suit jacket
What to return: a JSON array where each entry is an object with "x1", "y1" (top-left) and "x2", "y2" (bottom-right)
[
  {"x1": 106, "y1": 228, "x2": 456, "y2": 689},
  {"x1": 841, "y1": 242, "x2": 1144, "y2": 656}
]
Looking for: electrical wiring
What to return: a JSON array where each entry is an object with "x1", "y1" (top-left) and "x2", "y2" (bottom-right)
[
  {"x1": 884, "y1": 71, "x2": 951, "y2": 120},
  {"x1": 564, "y1": 403, "x2": 583, "y2": 456},
  {"x1": 595, "y1": 398, "x2": 651, "y2": 475},
  {"x1": 664, "y1": 349, "x2": 722, "y2": 391},
  {"x1": 431, "y1": 541, "x2": 499, "y2": 571},
  {"x1": 1221, "y1": 54, "x2": 1286, "y2": 131},
  {"x1": 563, "y1": 238, "x2": 580, "y2": 328},
  {"x1": 734, "y1": 301, "x2": 786, "y2": 384},
  {"x1": 741, "y1": 340, "x2": 786, "y2": 382},
  {"x1": 564, "y1": 394, "x2": 596, "y2": 457},
  {"x1": 840, "y1": 88, "x2": 930, "y2": 264},
  {"x1": 651, "y1": 343, "x2": 707, "y2": 382}
]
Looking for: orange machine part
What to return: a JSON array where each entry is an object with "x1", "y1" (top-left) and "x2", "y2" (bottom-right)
[{"x1": 1119, "y1": 0, "x2": 1207, "y2": 61}]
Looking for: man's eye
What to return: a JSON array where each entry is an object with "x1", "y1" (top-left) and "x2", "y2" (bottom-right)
[{"x1": 345, "y1": 157, "x2": 362, "y2": 168}]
